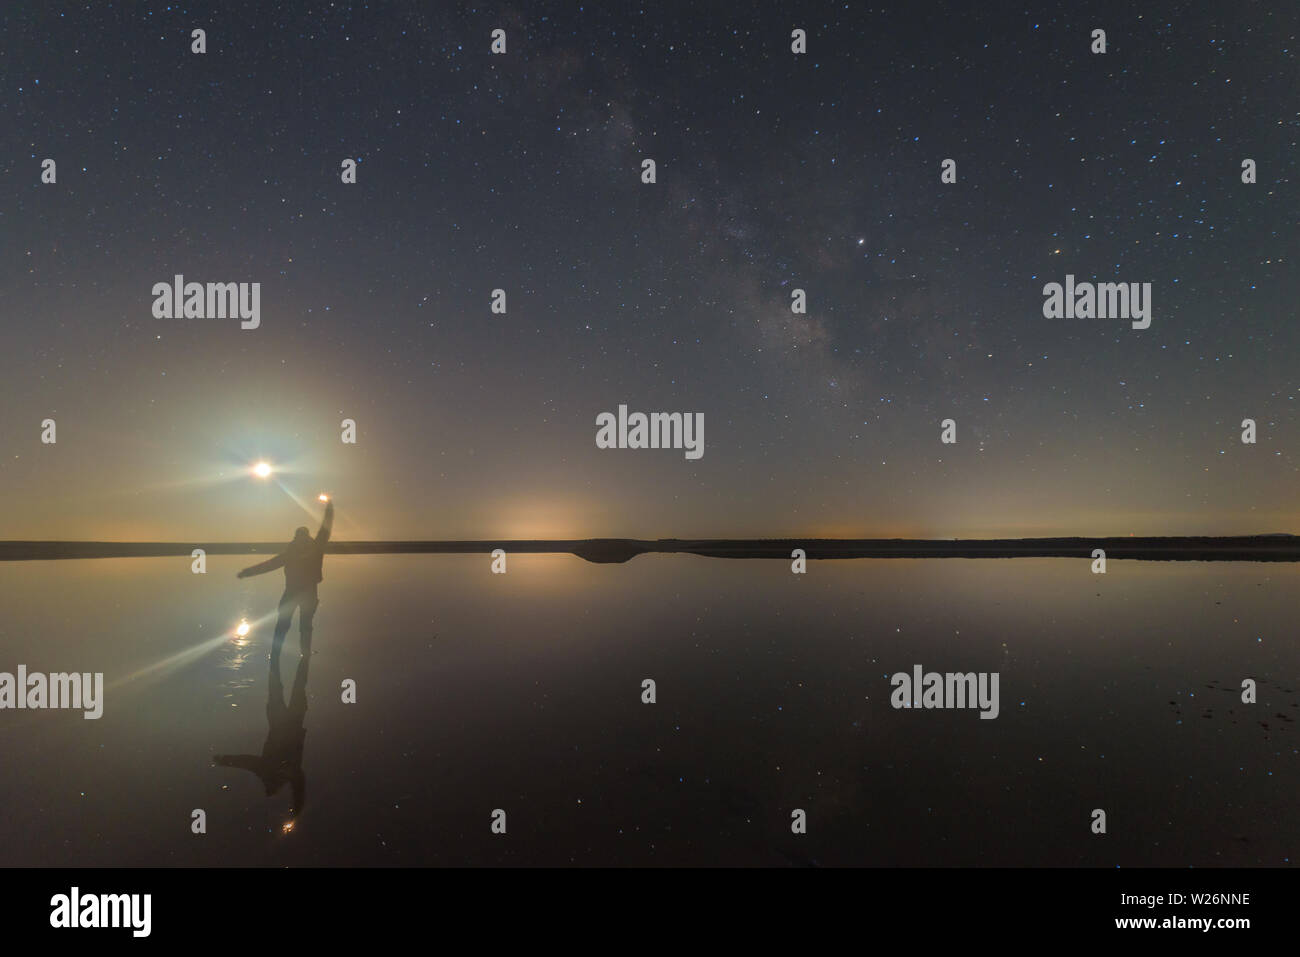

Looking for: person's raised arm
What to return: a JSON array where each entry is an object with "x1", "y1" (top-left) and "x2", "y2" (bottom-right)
[
  {"x1": 316, "y1": 500, "x2": 335, "y2": 546},
  {"x1": 237, "y1": 552, "x2": 286, "y2": 579}
]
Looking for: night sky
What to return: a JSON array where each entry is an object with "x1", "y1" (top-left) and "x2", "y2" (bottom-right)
[{"x1": 3, "y1": 2, "x2": 1296, "y2": 541}]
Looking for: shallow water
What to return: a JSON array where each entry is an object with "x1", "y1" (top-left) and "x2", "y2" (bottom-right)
[{"x1": 0, "y1": 555, "x2": 1294, "y2": 866}]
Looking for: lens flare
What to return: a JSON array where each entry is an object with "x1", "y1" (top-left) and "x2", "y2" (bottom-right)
[
  {"x1": 252, "y1": 462, "x2": 273, "y2": 478},
  {"x1": 235, "y1": 620, "x2": 250, "y2": 637},
  {"x1": 318, "y1": 493, "x2": 330, "y2": 502}
]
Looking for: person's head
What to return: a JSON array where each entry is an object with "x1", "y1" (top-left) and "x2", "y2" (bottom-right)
[{"x1": 292, "y1": 526, "x2": 311, "y2": 546}]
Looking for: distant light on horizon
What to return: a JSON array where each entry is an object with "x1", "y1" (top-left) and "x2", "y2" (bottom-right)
[
  {"x1": 318, "y1": 493, "x2": 330, "y2": 502},
  {"x1": 252, "y1": 462, "x2": 273, "y2": 479}
]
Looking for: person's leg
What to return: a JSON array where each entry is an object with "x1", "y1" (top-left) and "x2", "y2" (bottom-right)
[
  {"x1": 298, "y1": 594, "x2": 319, "y2": 656},
  {"x1": 266, "y1": 648, "x2": 287, "y2": 724},
  {"x1": 272, "y1": 591, "x2": 296, "y2": 657}
]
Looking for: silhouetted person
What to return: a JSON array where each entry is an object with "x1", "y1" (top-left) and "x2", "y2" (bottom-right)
[
  {"x1": 214, "y1": 650, "x2": 311, "y2": 826},
  {"x1": 238, "y1": 499, "x2": 334, "y2": 656}
]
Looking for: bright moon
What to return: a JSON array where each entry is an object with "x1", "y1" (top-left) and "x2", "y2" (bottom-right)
[{"x1": 252, "y1": 461, "x2": 273, "y2": 478}]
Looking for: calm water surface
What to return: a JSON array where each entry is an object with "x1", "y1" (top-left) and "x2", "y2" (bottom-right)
[{"x1": 0, "y1": 555, "x2": 1294, "y2": 866}]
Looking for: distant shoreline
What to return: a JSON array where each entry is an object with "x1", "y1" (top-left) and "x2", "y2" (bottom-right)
[{"x1": 2, "y1": 536, "x2": 1299, "y2": 563}]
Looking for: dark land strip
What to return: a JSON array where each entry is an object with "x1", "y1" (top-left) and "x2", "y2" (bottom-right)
[{"x1": 3, "y1": 536, "x2": 1299, "y2": 564}]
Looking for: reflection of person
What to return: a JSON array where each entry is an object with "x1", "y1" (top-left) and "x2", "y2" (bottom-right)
[
  {"x1": 237, "y1": 500, "x2": 333, "y2": 655},
  {"x1": 214, "y1": 651, "x2": 311, "y2": 823}
]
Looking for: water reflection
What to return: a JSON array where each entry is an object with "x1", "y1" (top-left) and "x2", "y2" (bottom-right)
[
  {"x1": 213, "y1": 648, "x2": 312, "y2": 828},
  {"x1": 1, "y1": 554, "x2": 1295, "y2": 866}
]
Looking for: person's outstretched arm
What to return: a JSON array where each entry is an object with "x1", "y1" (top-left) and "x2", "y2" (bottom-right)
[
  {"x1": 237, "y1": 552, "x2": 286, "y2": 579},
  {"x1": 315, "y1": 500, "x2": 335, "y2": 546},
  {"x1": 213, "y1": 753, "x2": 266, "y2": 771}
]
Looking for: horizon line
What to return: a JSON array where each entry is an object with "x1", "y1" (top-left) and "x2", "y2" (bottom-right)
[{"x1": 2, "y1": 534, "x2": 1299, "y2": 564}]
